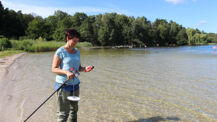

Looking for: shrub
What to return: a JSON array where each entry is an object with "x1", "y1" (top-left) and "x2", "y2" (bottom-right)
[
  {"x1": 0, "y1": 37, "x2": 12, "y2": 51},
  {"x1": 37, "y1": 36, "x2": 46, "y2": 41},
  {"x1": 76, "y1": 42, "x2": 92, "y2": 48},
  {"x1": 9, "y1": 39, "x2": 92, "y2": 52},
  {"x1": 9, "y1": 39, "x2": 33, "y2": 51},
  {"x1": 19, "y1": 36, "x2": 30, "y2": 41}
]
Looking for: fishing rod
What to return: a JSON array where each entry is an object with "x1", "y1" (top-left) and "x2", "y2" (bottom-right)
[
  {"x1": 23, "y1": 66, "x2": 94, "y2": 122},
  {"x1": 23, "y1": 79, "x2": 67, "y2": 122}
]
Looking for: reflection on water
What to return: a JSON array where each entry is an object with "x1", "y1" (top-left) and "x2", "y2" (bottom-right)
[{"x1": 0, "y1": 45, "x2": 216, "y2": 122}]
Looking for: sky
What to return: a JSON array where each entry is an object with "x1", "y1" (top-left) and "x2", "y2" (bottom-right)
[{"x1": 1, "y1": 0, "x2": 217, "y2": 33}]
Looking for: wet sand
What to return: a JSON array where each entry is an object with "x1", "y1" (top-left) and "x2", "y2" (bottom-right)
[
  {"x1": 0, "y1": 53, "x2": 26, "y2": 77},
  {"x1": 0, "y1": 53, "x2": 26, "y2": 122}
]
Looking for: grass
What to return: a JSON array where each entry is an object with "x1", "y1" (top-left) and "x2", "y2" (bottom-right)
[
  {"x1": 9, "y1": 40, "x2": 93, "y2": 52},
  {"x1": 0, "y1": 50, "x2": 24, "y2": 58},
  {"x1": 75, "y1": 41, "x2": 93, "y2": 48},
  {"x1": 27, "y1": 41, "x2": 65, "y2": 52},
  {"x1": 0, "y1": 39, "x2": 93, "y2": 58},
  {"x1": 208, "y1": 43, "x2": 217, "y2": 45}
]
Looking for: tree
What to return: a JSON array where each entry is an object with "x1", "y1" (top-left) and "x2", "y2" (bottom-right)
[
  {"x1": 45, "y1": 15, "x2": 58, "y2": 40},
  {"x1": 71, "y1": 12, "x2": 88, "y2": 30},
  {"x1": 132, "y1": 17, "x2": 151, "y2": 46},
  {"x1": 114, "y1": 14, "x2": 132, "y2": 45},
  {"x1": 176, "y1": 28, "x2": 188, "y2": 45},
  {"x1": 0, "y1": 1, "x2": 4, "y2": 35},
  {"x1": 168, "y1": 21, "x2": 180, "y2": 45},
  {"x1": 152, "y1": 19, "x2": 170, "y2": 46},
  {"x1": 0, "y1": 37, "x2": 11, "y2": 51},
  {"x1": 26, "y1": 17, "x2": 50, "y2": 39},
  {"x1": 186, "y1": 28, "x2": 196, "y2": 45},
  {"x1": 93, "y1": 14, "x2": 103, "y2": 45},
  {"x1": 207, "y1": 33, "x2": 217, "y2": 43},
  {"x1": 22, "y1": 14, "x2": 34, "y2": 33},
  {"x1": 97, "y1": 13, "x2": 118, "y2": 46},
  {"x1": 52, "y1": 11, "x2": 72, "y2": 41},
  {"x1": 0, "y1": 3, "x2": 32, "y2": 39},
  {"x1": 0, "y1": 2, "x2": 216, "y2": 47},
  {"x1": 79, "y1": 16, "x2": 95, "y2": 42}
]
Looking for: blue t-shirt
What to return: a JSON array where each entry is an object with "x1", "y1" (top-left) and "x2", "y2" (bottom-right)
[{"x1": 55, "y1": 46, "x2": 80, "y2": 85}]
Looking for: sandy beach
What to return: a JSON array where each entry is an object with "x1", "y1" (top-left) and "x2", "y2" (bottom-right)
[
  {"x1": 0, "y1": 53, "x2": 26, "y2": 77},
  {"x1": 0, "y1": 52, "x2": 27, "y2": 122}
]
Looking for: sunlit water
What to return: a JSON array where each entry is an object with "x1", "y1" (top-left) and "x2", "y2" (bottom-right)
[{"x1": 0, "y1": 45, "x2": 217, "y2": 122}]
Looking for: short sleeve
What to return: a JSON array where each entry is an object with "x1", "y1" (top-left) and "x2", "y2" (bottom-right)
[
  {"x1": 55, "y1": 47, "x2": 63, "y2": 59},
  {"x1": 75, "y1": 48, "x2": 80, "y2": 56}
]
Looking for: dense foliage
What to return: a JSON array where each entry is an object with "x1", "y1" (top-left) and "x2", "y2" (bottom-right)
[
  {"x1": 0, "y1": 35, "x2": 11, "y2": 51},
  {"x1": 0, "y1": 1, "x2": 217, "y2": 47}
]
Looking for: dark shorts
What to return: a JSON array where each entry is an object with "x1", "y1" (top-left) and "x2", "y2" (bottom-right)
[{"x1": 55, "y1": 82, "x2": 80, "y2": 92}]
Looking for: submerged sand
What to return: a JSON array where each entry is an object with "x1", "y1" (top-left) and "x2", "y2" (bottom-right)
[
  {"x1": 0, "y1": 48, "x2": 217, "y2": 122},
  {"x1": 0, "y1": 53, "x2": 26, "y2": 77}
]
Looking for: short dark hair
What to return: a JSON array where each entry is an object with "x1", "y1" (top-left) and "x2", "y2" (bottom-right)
[{"x1": 65, "y1": 28, "x2": 80, "y2": 42}]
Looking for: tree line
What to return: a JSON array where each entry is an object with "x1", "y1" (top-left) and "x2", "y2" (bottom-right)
[{"x1": 1, "y1": 1, "x2": 217, "y2": 47}]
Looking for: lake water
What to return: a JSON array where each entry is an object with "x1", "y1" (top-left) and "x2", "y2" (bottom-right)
[{"x1": 0, "y1": 45, "x2": 217, "y2": 122}]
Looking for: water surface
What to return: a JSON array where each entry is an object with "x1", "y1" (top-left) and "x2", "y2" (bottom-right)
[{"x1": 0, "y1": 45, "x2": 216, "y2": 122}]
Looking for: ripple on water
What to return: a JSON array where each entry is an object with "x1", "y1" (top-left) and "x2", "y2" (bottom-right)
[{"x1": 0, "y1": 47, "x2": 217, "y2": 122}]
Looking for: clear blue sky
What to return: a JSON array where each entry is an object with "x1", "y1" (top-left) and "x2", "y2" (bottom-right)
[{"x1": 1, "y1": 0, "x2": 217, "y2": 33}]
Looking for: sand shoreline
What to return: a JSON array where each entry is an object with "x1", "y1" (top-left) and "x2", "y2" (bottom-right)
[{"x1": 0, "y1": 52, "x2": 26, "y2": 77}]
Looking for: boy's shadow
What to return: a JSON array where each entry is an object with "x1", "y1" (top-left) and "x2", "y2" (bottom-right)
[{"x1": 128, "y1": 116, "x2": 181, "y2": 122}]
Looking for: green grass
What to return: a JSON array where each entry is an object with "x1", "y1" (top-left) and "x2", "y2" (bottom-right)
[
  {"x1": 208, "y1": 43, "x2": 217, "y2": 45},
  {"x1": 28, "y1": 41, "x2": 65, "y2": 52},
  {"x1": 0, "y1": 50, "x2": 24, "y2": 58},
  {"x1": 9, "y1": 39, "x2": 93, "y2": 52},
  {"x1": 75, "y1": 42, "x2": 93, "y2": 48},
  {"x1": 192, "y1": 42, "x2": 208, "y2": 45}
]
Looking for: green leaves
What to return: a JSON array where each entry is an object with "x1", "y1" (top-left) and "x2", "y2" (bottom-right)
[
  {"x1": 25, "y1": 17, "x2": 51, "y2": 40},
  {"x1": 0, "y1": 37, "x2": 11, "y2": 51},
  {"x1": 186, "y1": 28, "x2": 208, "y2": 45},
  {"x1": 0, "y1": 0, "x2": 216, "y2": 47}
]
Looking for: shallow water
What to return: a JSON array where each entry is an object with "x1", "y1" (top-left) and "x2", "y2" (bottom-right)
[{"x1": 0, "y1": 45, "x2": 217, "y2": 122}]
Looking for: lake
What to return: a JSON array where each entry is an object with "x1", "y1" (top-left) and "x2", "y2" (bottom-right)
[{"x1": 0, "y1": 45, "x2": 216, "y2": 122}]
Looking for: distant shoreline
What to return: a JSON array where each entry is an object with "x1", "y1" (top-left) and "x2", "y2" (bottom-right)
[
  {"x1": 0, "y1": 52, "x2": 26, "y2": 77},
  {"x1": 90, "y1": 43, "x2": 217, "y2": 49}
]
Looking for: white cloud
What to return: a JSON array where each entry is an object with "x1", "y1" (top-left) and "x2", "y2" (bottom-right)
[
  {"x1": 195, "y1": 20, "x2": 207, "y2": 26},
  {"x1": 199, "y1": 20, "x2": 207, "y2": 24},
  {"x1": 1, "y1": 0, "x2": 131, "y2": 18},
  {"x1": 165, "y1": 0, "x2": 197, "y2": 4},
  {"x1": 165, "y1": 0, "x2": 185, "y2": 4}
]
